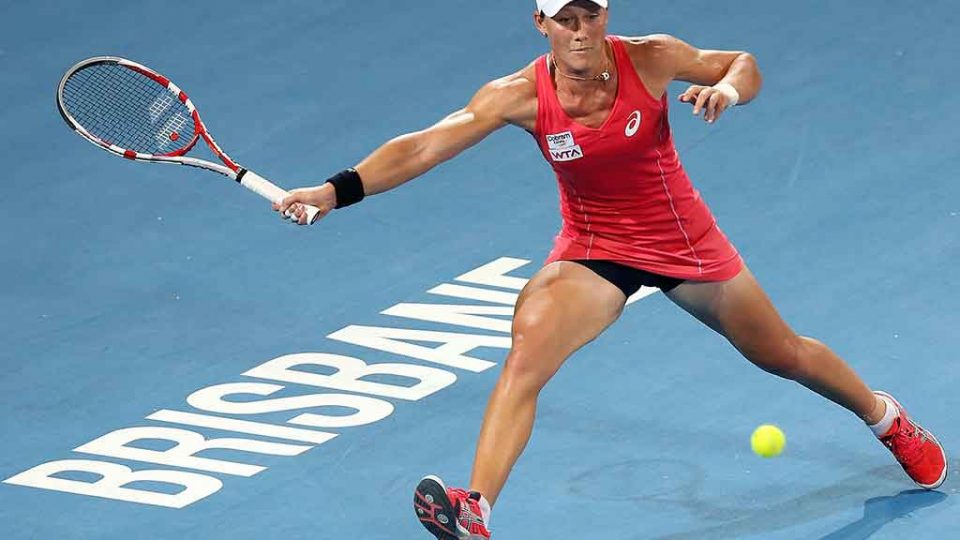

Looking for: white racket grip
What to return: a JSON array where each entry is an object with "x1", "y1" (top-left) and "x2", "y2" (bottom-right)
[{"x1": 239, "y1": 169, "x2": 320, "y2": 224}]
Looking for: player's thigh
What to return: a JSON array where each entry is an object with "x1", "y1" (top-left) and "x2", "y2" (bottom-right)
[
  {"x1": 509, "y1": 261, "x2": 627, "y2": 366},
  {"x1": 663, "y1": 266, "x2": 798, "y2": 362}
]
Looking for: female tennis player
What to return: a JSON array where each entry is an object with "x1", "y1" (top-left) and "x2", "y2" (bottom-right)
[{"x1": 275, "y1": 1, "x2": 947, "y2": 538}]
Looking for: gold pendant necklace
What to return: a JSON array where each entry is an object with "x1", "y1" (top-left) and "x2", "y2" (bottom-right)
[{"x1": 551, "y1": 54, "x2": 611, "y2": 82}]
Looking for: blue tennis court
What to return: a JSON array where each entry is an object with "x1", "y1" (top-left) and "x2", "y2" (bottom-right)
[{"x1": 1, "y1": 1, "x2": 957, "y2": 538}]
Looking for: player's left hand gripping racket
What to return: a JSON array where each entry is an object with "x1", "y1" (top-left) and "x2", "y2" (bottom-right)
[{"x1": 57, "y1": 56, "x2": 320, "y2": 224}]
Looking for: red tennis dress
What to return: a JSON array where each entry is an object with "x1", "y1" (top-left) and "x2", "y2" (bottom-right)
[{"x1": 534, "y1": 36, "x2": 743, "y2": 281}]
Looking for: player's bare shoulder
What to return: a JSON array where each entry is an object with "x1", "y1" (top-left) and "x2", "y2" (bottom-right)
[
  {"x1": 620, "y1": 33, "x2": 683, "y2": 76},
  {"x1": 473, "y1": 61, "x2": 539, "y2": 131}
]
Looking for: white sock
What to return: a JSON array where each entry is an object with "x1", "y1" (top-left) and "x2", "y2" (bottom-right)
[
  {"x1": 476, "y1": 493, "x2": 492, "y2": 524},
  {"x1": 868, "y1": 395, "x2": 899, "y2": 436}
]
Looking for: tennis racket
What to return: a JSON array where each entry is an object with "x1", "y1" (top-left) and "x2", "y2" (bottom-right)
[{"x1": 56, "y1": 56, "x2": 320, "y2": 224}]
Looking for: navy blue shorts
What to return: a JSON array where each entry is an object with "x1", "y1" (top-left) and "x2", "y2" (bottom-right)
[{"x1": 570, "y1": 260, "x2": 685, "y2": 297}]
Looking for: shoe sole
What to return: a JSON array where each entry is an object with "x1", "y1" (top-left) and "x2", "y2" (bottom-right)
[
  {"x1": 876, "y1": 391, "x2": 948, "y2": 489},
  {"x1": 414, "y1": 475, "x2": 460, "y2": 540}
]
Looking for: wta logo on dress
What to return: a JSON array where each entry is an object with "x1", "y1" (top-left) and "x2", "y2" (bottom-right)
[{"x1": 545, "y1": 130, "x2": 584, "y2": 162}]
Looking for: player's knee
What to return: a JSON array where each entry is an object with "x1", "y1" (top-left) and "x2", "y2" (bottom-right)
[
  {"x1": 502, "y1": 313, "x2": 557, "y2": 391},
  {"x1": 748, "y1": 335, "x2": 807, "y2": 381},
  {"x1": 792, "y1": 336, "x2": 827, "y2": 380},
  {"x1": 501, "y1": 350, "x2": 553, "y2": 394},
  {"x1": 511, "y1": 308, "x2": 550, "y2": 349}
]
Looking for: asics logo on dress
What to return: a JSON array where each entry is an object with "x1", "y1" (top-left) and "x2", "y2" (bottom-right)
[{"x1": 625, "y1": 110, "x2": 642, "y2": 137}]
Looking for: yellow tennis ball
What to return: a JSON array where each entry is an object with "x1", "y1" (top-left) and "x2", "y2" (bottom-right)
[{"x1": 751, "y1": 424, "x2": 786, "y2": 458}]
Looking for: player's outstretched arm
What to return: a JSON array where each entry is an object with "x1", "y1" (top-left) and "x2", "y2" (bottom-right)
[
  {"x1": 275, "y1": 76, "x2": 531, "y2": 224},
  {"x1": 641, "y1": 34, "x2": 763, "y2": 124}
]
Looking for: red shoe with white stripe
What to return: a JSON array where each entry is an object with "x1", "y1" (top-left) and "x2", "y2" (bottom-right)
[
  {"x1": 876, "y1": 391, "x2": 948, "y2": 489},
  {"x1": 414, "y1": 476, "x2": 491, "y2": 539}
]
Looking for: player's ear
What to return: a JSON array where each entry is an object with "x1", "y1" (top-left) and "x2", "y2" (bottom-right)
[{"x1": 533, "y1": 10, "x2": 547, "y2": 37}]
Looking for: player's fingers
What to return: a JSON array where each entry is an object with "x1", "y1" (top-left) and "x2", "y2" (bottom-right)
[
  {"x1": 706, "y1": 92, "x2": 723, "y2": 123},
  {"x1": 693, "y1": 88, "x2": 712, "y2": 116},
  {"x1": 712, "y1": 95, "x2": 728, "y2": 123},
  {"x1": 276, "y1": 194, "x2": 300, "y2": 217},
  {"x1": 284, "y1": 203, "x2": 304, "y2": 222},
  {"x1": 678, "y1": 85, "x2": 701, "y2": 103},
  {"x1": 300, "y1": 204, "x2": 317, "y2": 226}
]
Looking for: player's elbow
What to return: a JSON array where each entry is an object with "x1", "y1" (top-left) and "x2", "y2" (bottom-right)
[{"x1": 740, "y1": 53, "x2": 763, "y2": 90}]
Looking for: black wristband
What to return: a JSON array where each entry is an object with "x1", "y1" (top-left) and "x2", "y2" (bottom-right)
[{"x1": 325, "y1": 168, "x2": 365, "y2": 209}]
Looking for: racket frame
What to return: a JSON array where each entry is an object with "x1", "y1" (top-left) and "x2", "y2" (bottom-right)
[{"x1": 57, "y1": 56, "x2": 320, "y2": 223}]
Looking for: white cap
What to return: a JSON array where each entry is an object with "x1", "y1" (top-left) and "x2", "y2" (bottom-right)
[{"x1": 537, "y1": 0, "x2": 608, "y2": 17}]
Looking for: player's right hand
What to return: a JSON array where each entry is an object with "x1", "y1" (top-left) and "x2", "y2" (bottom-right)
[
  {"x1": 678, "y1": 84, "x2": 735, "y2": 124},
  {"x1": 274, "y1": 183, "x2": 337, "y2": 225}
]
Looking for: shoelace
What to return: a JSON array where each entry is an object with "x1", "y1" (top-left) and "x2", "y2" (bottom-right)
[
  {"x1": 882, "y1": 418, "x2": 926, "y2": 467},
  {"x1": 449, "y1": 490, "x2": 478, "y2": 521},
  {"x1": 455, "y1": 492, "x2": 488, "y2": 534}
]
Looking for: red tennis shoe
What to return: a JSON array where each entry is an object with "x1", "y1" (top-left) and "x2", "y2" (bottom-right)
[
  {"x1": 414, "y1": 476, "x2": 491, "y2": 539},
  {"x1": 875, "y1": 391, "x2": 947, "y2": 489}
]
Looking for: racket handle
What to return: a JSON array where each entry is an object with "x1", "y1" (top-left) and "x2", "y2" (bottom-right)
[{"x1": 238, "y1": 169, "x2": 321, "y2": 224}]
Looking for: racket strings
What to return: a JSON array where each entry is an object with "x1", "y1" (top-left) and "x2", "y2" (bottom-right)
[{"x1": 62, "y1": 63, "x2": 197, "y2": 156}]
